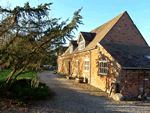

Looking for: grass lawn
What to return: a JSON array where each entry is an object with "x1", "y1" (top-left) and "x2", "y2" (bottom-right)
[{"x1": 0, "y1": 69, "x2": 37, "y2": 81}]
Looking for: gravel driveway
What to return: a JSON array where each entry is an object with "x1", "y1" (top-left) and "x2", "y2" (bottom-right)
[{"x1": 27, "y1": 71, "x2": 150, "y2": 113}]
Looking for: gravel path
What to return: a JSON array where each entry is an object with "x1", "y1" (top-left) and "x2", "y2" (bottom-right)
[{"x1": 26, "y1": 71, "x2": 150, "y2": 113}]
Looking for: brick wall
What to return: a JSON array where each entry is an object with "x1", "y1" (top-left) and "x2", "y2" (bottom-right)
[
  {"x1": 57, "y1": 51, "x2": 90, "y2": 80},
  {"x1": 57, "y1": 43, "x2": 150, "y2": 98},
  {"x1": 102, "y1": 12, "x2": 148, "y2": 46},
  {"x1": 90, "y1": 44, "x2": 121, "y2": 91},
  {"x1": 120, "y1": 69, "x2": 150, "y2": 98}
]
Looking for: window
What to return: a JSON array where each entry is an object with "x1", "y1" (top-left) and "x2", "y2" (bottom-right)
[
  {"x1": 78, "y1": 41, "x2": 85, "y2": 50},
  {"x1": 76, "y1": 60, "x2": 79, "y2": 70},
  {"x1": 78, "y1": 35, "x2": 85, "y2": 50},
  {"x1": 99, "y1": 60, "x2": 107, "y2": 75},
  {"x1": 84, "y1": 59, "x2": 89, "y2": 72}
]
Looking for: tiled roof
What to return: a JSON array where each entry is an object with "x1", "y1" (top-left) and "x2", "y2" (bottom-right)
[
  {"x1": 61, "y1": 46, "x2": 68, "y2": 51},
  {"x1": 61, "y1": 40, "x2": 78, "y2": 56},
  {"x1": 61, "y1": 47, "x2": 70, "y2": 56},
  {"x1": 84, "y1": 11, "x2": 126, "y2": 51},
  {"x1": 80, "y1": 32, "x2": 96, "y2": 41},
  {"x1": 70, "y1": 40, "x2": 78, "y2": 46},
  {"x1": 61, "y1": 11, "x2": 128, "y2": 56},
  {"x1": 58, "y1": 46, "x2": 68, "y2": 56},
  {"x1": 72, "y1": 46, "x2": 79, "y2": 54},
  {"x1": 101, "y1": 42, "x2": 150, "y2": 68}
]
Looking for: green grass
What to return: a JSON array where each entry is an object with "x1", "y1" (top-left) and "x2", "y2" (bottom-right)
[{"x1": 0, "y1": 69, "x2": 37, "y2": 81}]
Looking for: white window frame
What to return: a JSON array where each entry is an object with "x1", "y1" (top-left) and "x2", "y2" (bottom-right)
[
  {"x1": 99, "y1": 60, "x2": 107, "y2": 75},
  {"x1": 76, "y1": 60, "x2": 79, "y2": 70},
  {"x1": 78, "y1": 41, "x2": 85, "y2": 50},
  {"x1": 84, "y1": 59, "x2": 89, "y2": 72}
]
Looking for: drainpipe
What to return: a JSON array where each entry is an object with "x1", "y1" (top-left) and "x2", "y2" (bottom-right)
[
  {"x1": 143, "y1": 71, "x2": 145, "y2": 96},
  {"x1": 142, "y1": 55, "x2": 145, "y2": 96},
  {"x1": 88, "y1": 50, "x2": 91, "y2": 84}
]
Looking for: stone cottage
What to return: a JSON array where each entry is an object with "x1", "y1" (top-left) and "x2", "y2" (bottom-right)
[{"x1": 57, "y1": 11, "x2": 150, "y2": 98}]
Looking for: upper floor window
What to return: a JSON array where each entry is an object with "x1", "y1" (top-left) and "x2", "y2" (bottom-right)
[
  {"x1": 84, "y1": 59, "x2": 89, "y2": 72},
  {"x1": 78, "y1": 41, "x2": 85, "y2": 50},
  {"x1": 99, "y1": 60, "x2": 107, "y2": 75},
  {"x1": 78, "y1": 35, "x2": 85, "y2": 50}
]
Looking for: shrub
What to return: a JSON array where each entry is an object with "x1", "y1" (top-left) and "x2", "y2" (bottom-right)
[
  {"x1": 53, "y1": 70, "x2": 57, "y2": 74},
  {"x1": 0, "y1": 79, "x2": 51, "y2": 103}
]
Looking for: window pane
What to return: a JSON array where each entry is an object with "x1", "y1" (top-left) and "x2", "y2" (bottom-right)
[
  {"x1": 87, "y1": 66, "x2": 89, "y2": 70},
  {"x1": 100, "y1": 62, "x2": 103, "y2": 67},
  {"x1": 102, "y1": 68, "x2": 104, "y2": 73},
  {"x1": 104, "y1": 69, "x2": 107, "y2": 73},
  {"x1": 104, "y1": 63, "x2": 107, "y2": 67},
  {"x1": 87, "y1": 61, "x2": 89, "y2": 65},
  {"x1": 100, "y1": 68, "x2": 102, "y2": 73}
]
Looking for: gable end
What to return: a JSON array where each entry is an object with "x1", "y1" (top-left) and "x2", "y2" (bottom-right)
[{"x1": 101, "y1": 12, "x2": 148, "y2": 46}]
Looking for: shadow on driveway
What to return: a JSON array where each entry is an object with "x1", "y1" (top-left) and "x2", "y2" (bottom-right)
[{"x1": 27, "y1": 71, "x2": 150, "y2": 113}]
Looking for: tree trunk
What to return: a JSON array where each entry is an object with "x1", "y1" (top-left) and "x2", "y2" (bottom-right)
[
  {"x1": 13, "y1": 68, "x2": 25, "y2": 81},
  {"x1": 3, "y1": 69, "x2": 17, "y2": 88}
]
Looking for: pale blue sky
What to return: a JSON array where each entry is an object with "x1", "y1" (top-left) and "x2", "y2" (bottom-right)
[{"x1": 1, "y1": 0, "x2": 150, "y2": 46}]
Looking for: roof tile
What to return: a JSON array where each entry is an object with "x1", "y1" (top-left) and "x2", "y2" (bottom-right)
[{"x1": 100, "y1": 42, "x2": 150, "y2": 68}]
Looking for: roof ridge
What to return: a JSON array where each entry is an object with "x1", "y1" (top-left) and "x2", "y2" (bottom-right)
[
  {"x1": 84, "y1": 11, "x2": 127, "y2": 50},
  {"x1": 91, "y1": 11, "x2": 126, "y2": 33}
]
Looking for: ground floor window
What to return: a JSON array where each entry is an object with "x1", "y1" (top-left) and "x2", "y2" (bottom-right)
[
  {"x1": 99, "y1": 60, "x2": 107, "y2": 75},
  {"x1": 84, "y1": 59, "x2": 89, "y2": 72}
]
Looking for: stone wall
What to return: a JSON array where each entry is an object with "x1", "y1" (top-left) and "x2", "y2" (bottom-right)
[{"x1": 57, "y1": 51, "x2": 90, "y2": 80}]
